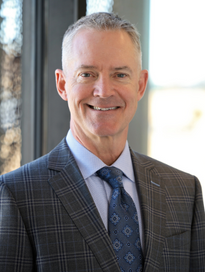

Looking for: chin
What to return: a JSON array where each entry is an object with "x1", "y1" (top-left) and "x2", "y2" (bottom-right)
[{"x1": 89, "y1": 126, "x2": 123, "y2": 139}]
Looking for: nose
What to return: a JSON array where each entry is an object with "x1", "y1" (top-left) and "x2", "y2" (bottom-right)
[{"x1": 93, "y1": 75, "x2": 114, "y2": 98}]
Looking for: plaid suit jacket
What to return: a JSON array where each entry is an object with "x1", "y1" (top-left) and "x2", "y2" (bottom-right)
[{"x1": 0, "y1": 138, "x2": 205, "y2": 272}]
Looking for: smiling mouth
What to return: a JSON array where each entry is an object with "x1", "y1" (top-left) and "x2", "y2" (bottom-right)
[{"x1": 89, "y1": 105, "x2": 118, "y2": 111}]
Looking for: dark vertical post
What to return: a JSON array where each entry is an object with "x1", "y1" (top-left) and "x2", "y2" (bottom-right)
[
  {"x1": 35, "y1": 0, "x2": 44, "y2": 159},
  {"x1": 21, "y1": 0, "x2": 36, "y2": 164}
]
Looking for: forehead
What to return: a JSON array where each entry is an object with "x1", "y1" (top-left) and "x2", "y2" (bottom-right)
[
  {"x1": 69, "y1": 28, "x2": 140, "y2": 68},
  {"x1": 72, "y1": 28, "x2": 135, "y2": 51}
]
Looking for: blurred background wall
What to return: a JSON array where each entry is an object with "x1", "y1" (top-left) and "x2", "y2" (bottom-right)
[{"x1": 0, "y1": 0, "x2": 204, "y2": 202}]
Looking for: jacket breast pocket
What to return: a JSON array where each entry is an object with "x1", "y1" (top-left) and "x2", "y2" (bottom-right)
[{"x1": 165, "y1": 230, "x2": 191, "y2": 249}]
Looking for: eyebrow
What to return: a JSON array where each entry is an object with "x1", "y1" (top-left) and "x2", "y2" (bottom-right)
[
  {"x1": 77, "y1": 65, "x2": 98, "y2": 70},
  {"x1": 113, "y1": 66, "x2": 133, "y2": 74},
  {"x1": 76, "y1": 65, "x2": 132, "y2": 74}
]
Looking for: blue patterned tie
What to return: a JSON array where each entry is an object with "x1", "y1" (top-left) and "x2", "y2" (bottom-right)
[{"x1": 96, "y1": 167, "x2": 143, "y2": 272}]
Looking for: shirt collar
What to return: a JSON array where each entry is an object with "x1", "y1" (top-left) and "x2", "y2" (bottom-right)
[{"x1": 66, "y1": 130, "x2": 135, "y2": 182}]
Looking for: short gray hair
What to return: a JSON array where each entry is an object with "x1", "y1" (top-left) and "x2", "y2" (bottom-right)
[{"x1": 62, "y1": 12, "x2": 142, "y2": 71}]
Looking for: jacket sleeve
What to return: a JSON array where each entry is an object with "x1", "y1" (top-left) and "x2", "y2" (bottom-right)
[
  {"x1": 0, "y1": 180, "x2": 34, "y2": 272},
  {"x1": 190, "y1": 176, "x2": 205, "y2": 271}
]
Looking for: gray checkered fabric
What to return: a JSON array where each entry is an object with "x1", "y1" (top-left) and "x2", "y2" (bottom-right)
[{"x1": 0, "y1": 138, "x2": 205, "y2": 271}]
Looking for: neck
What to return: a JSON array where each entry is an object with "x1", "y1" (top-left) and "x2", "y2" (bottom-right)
[{"x1": 71, "y1": 126, "x2": 127, "y2": 166}]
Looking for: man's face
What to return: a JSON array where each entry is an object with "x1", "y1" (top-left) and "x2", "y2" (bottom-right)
[{"x1": 56, "y1": 29, "x2": 148, "y2": 143}]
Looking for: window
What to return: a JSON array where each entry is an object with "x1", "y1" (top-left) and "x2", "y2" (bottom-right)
[
  {"x1": 0, "y1": 0, "x2": 23, "y2": 174},
  {"x1": 86, "y1": 0, "x2": 114, "y2": 14},
  {"x1": 148, "y1": 0, "x2": 205, "y2": 199}
]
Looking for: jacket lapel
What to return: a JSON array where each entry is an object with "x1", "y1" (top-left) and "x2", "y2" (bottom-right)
[
  {"x1": 131, "y1": 149, "x2": 166, "y2": 272},
  {"x1": 47, "y1": 139, "x2": 121, "y2": 272}
]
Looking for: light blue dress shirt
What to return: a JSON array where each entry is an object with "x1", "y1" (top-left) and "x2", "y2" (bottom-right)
[{"x1": 66, "y1": 130, "x2": 144, "y2": 250}]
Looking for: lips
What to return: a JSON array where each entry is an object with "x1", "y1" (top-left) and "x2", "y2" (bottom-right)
[{"x1": 89, "y1": 105, "x2": 118, "y2": 111}]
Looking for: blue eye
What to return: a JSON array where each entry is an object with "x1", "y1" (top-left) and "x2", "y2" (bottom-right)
[
  {"x1": 117, "y1": 73, "x2": 126, "y2": 78},
  {"x1": 81, "y1": 73, "x2": 91, "y2": 77}
]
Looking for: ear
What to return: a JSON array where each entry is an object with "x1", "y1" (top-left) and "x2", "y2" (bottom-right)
[
  {"x1": 137, "y1": 69, "x2": 148, "y2": 101},
  {"x1": 55, "y1": 69, "x2": 68, "y2": 101}
]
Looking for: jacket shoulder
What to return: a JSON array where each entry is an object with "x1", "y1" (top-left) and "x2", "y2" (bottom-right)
[
  {"x1": 0, "y1": 138, "x2": 69, "y2": 185},
  {"x1": 0, "y1": 152, "x2": 49, "y2": 184},
  {"x1": 131, "y1": 149, "x2": 197, "y2": 181}
]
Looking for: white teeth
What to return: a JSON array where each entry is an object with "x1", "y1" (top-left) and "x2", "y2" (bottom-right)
[{"x1": 92, "y1": 106, "x2": 117, "y2": 111}]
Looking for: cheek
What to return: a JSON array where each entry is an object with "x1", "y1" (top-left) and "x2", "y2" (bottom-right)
[
  {"x1": 123, "y1": 87, "x2": 138, "y2": 105},
  {"x1": 126, "y1": 91, "x2": 138, "y2": 115},
  {"x1": 67, "y1": 86, "x2": 90, "y2": 115}
]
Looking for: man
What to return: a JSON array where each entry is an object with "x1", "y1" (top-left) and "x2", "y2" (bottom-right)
[{"x1": 0, "y1": 12, "x2": 204, "y2": 272}]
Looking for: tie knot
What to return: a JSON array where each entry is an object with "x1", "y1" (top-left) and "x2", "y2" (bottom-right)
[{"x1": 96, "y1": 166, "x2": 123, "y2": 189}]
